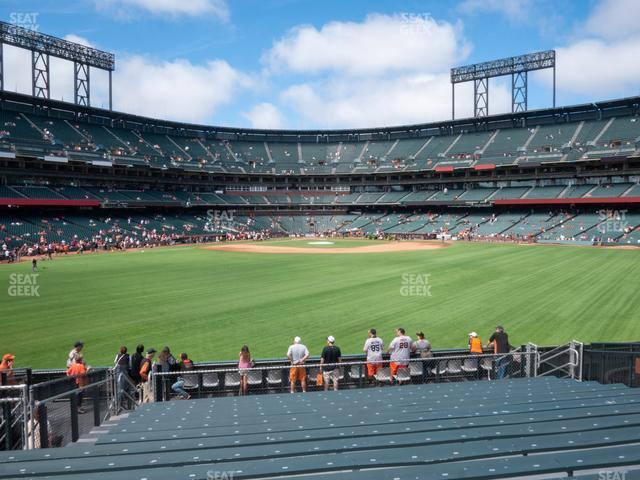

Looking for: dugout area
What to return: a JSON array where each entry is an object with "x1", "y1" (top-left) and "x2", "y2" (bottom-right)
[{"x1": 1, "y1": 377, "x2": 640, "y2": 479}]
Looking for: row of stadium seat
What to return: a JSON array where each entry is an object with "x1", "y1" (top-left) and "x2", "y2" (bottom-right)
[
  {"x1": 2, "y1": 210, "x2": 638, "y2": 247},
  {"x1": 1, "y1": 378, "x2": 639, "y2": 479},
  {"x1": 2, "y1": 183, "x2": 639, "y2": 204},
  {"x1": 2, "y1": 108, "x2": 639, "y2": 174}
]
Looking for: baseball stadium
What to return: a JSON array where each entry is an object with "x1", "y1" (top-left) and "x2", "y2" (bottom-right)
[{"x1": 0, "y1": 1, "x2": 639, "y2": 479}]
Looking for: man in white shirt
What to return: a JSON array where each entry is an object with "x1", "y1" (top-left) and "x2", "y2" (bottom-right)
[
  {"x1": 287, "y1": 336, "x2": 309, "y2": 393},
  {"x1": 387, "y1": 328, "x2": 414, "y2": 379},
  {"x1": 67, "y1": 341, "x2": 84, "y2": 368},
  {"x1": 363, "y1": 328, "x2": 384, "y2": 380}
]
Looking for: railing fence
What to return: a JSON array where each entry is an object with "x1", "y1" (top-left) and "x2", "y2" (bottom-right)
[{"x1": 151, "y1": 351, "x2": 537, "y2": 401}]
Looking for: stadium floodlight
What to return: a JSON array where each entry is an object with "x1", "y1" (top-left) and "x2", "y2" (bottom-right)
[
  {"x1": 0, "y1": 21, "x2": 115, "y2": 109},
  {"x1": 450, "y1": 50, "x2": 556, "y2": 119}
]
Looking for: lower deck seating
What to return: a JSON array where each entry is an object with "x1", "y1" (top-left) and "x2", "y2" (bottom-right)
[{"x1": 2, "y1": 378, "x2": 639, "y2": 479}]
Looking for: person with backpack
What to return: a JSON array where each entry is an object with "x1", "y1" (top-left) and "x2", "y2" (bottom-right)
[{"x1": 139, "y1": 348, "x2": 156, "y2": 403}]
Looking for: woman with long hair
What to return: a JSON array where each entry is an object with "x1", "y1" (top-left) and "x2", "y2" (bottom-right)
[{"x1": 238, "y1": 345, "x2": 252, "y2": 396}]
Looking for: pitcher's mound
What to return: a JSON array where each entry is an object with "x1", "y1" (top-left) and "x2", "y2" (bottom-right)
[{"x1": 204, "y1": 240, "x2": 449, "y2": 254}]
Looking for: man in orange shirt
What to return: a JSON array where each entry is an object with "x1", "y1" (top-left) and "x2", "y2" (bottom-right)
[
  {"x1": 66, "y1": 357, "x2": 89, "y2": 413},
  {"x1": 0, "y1": 354, "x2": 16, "y2": 385}
]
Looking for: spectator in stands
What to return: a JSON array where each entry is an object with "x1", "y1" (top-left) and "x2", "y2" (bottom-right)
[
  {"x1": 0, "y1": 354, "x2": 16, "y2": 385},
  {"x1": 363, "y1": 329, "x2": 384, "y2": 383},
  {"x1": 67, "y1": 341, "x2": 84, "y2": 368},
  {"x1": 66, "y1": 357, "x2": 88, "y2": 414},
  {"x1": 238, "y1": 345, "x2": 252, "y2": 396},
  {"x1": 156, "y1": 346, "x2": 177, "y2": 373},
  {"x1": 413, "y1": 331, "x2": 433, "y2": 383},
  {"x1": 413, "y1": 332, "x2": 432, "y2": 357},
  {"x1": 114, "y1": 346, "x2": 130, "y2": 397},
  {"x1": 287, "y1": 336, "x2": 309, "y2": 393},
  {"x1": 468, "y1": 332, "x2": 484, "y2": 380},
  {"x1": 140, "y1": 348, "x2": 156, "y2": 403},
  {"x1": 320, "y1": 336, "x2": 341, "y2": 391},
  {"x1": 388, "y1": 328, "x2": 414, "y2": 382},
  {"x1": 487, "y1": 326, "x2": 513, "y2": 380},
  {"x1": 171, "y1": 353, "x2": 194, "y2": 400},
  {"x1": 129, "y1": 344, "x2": 144, "y2": 385}
]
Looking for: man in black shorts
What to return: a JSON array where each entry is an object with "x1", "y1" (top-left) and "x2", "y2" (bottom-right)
[{"x1": 320, "y1": 336, "x2": 341, "y2": 391}]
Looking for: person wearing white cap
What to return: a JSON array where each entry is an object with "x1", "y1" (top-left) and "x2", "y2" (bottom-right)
[
  {"x1": 468, "y1": 332, "x2": 483, "y2": 380},
  {"x1": 320, "y1": 336, "x2": 341, "y2": 391},
  {"x1": 287, "y1": 336, "x2": 309, "y2": 393},
  {"x1": 468, "y1": 332, "x2": 483, "y2": 353}
]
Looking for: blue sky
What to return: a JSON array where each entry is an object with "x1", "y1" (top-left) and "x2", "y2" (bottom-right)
[{"x1": 1, "y1": 0, "x2": 638, "y2": 129}]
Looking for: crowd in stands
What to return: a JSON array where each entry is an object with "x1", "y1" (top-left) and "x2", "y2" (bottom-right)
[{"x1": 1, "y1": 327, "x2": 515, "y2": 406}]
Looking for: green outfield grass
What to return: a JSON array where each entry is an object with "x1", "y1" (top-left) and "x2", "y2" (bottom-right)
[{"x1": 1, "y1": 241, "x2": 638, "y2": 368}]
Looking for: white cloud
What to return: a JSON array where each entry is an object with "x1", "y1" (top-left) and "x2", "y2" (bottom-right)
[
  {"x1": 457, "y1": 0, "x2": 534, "y2": 22},
  {"x1": 242, "y1": 103, "x2": 285, "y2": 129},
  {"x1": 96, "y1": 0, "x2": 229, "y2": 21},
  {"x1": 257, "y1": 13, "x2": 481, "y2": 128},
  {"x1": 111, "y1": 55, "x2": 250, "y2": 123},
  {"x1": 1, "y1": 34, "x2": 250, "y2": 124},
  {"x1": 552, "y1": 37, "x2": 640, "y2": 98},
  {"x1": 583, "y1": 0, "x2": 640, "y2": 40},
  {"x1": 280, "y1": 75, "x2": 512, "y2": 129},
  {"x1": 540, "y1": 0, "x2": 640, "y2": 101},
  {"x1": 63, "y1": 34, "x2": 95, "y2": 48},
  {"x1": 263, "y1": 13, "x2": 469, "y2": 76}
]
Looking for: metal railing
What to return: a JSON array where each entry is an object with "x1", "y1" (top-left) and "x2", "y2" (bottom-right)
[
  {"x1": 150, "y1": 351, "x2": 537, "y2": 401},
  {"x1": 537, "y1": 340, "x2": 583, "y2": 380},
  {"x1": 583, "y1": 348, "x2": 640, "y2": 387}
]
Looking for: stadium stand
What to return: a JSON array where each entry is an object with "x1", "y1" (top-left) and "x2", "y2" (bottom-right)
[{"x1": 2, "y1": 377, "x2": 639, "y2": 479}]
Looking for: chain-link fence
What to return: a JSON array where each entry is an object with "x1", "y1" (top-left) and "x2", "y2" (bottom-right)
[
  {"x1": 151, "y1": 351, "x2": 535, "y2": 401},
  {"x1": 28, "y1": 368, "x2": 113, "y2": 449},
  {"x1": 0, "y1": 384, "x2": 29, "y2": 450}
]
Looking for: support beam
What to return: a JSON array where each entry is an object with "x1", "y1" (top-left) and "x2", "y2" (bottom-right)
[
  {"x1": 553, "y1": 63, "x2": 556, "y2": 108},
  {"x1": 74, "y1": 62, "x2": 90, "y2": 106},
  {"x1": 451, "y1": 83, "x2": 455, "y2": 120},
  {"x1": 512, "y1": 71, "x2": 527, "y2": 113},
  {"x1": 474, "y1": 78, "x2": 488, "y2": 117},
  {"x1": 31, "y1": 50, "x2": 49, "y2": 99},
  {"x1": 0, "y1": 21, "x2": 114, "y2": 107},
  {"x1": 452, "y1": 50, "x2": 555, "y2": 118},
  {"x1": 0, "y1": 42, "x2": 3, "y2": 91}
]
